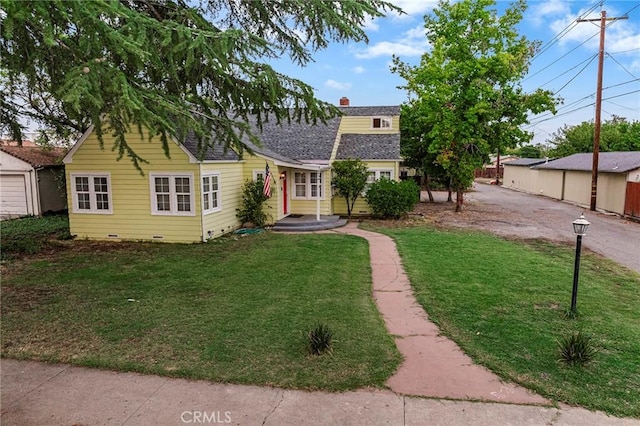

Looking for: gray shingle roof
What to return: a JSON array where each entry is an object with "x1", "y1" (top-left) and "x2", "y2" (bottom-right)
[
  {"x1": 504, "y1": 158, "x2": 550, "y2": 167},
  {"x1": 181, "y1": 132, "x2": 240, "y2": 161},
  {"x1": 535, "y1": 152, "x2": 640, "y2": 173},
  {"x1": 251, "y1": 115, "x2": 342, "y2": 161},
  {"x1": 336, "y1": 134, "x2": 400, "y2": 160},
  {"x1": 181, "y1": 106, "x2": 401, "y2": 162},
  {"x1": 339, "y1": 106, "x2": 401, "y2": 116}
]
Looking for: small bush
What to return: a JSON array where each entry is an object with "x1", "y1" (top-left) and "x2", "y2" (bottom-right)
[
  {"x1": 307, "y1": 322, "x2": 333, "y2": 355},
  {"x1": 557, "y1": 331, "x2": 597, "y2": 366},
  {"x1": 236, "y1": 179, "x2": 269, "y2": 227},
  {"x1": 365, "y1": 179, "x2": 420, "y2": 219}
]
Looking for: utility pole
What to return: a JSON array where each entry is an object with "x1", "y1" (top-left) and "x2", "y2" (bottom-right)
[{"x1": 577, "y1": 11, "x2": 628, "y2": 211}]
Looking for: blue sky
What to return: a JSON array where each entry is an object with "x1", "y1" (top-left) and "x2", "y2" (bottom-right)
[{"x1": 271, "y1": 0, "x2": 640, "y2": 146}]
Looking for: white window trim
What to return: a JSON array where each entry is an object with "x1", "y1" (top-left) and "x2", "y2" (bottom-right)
[
  {"x1": 70, "y1": 172, "x2": 113, "y2": 214},
  {"x1": 252, "y1": 169, "x2": 266, "y2": 181},
  {"x1": 363, "y1": 168, "x2": 395, "y2": 196},
  {"x1": 202, "y1": 172, "x2": 222, "y2": 215},
  {"x1": 292, "y1": 171, "x2": 325, "y2": 200},
  {"x1": 149, "y1": 172, "x2": 196, "y2": 216},
  {"x1": 368, "y1": 168, "x2": 395, "y2": 182},
  {"x1": 371, "y1": 116, "x2": 393, "y2": 130}
]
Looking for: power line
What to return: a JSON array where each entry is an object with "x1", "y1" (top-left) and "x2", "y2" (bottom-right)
[
  {"x1": 530, "y1": 79, "x2": 637, "y2": 122},
  {"x1": 524, "y1": 31, "x2": 600, "y2": 82},
  {"x1": 606, "y1": 52, "x2": 639, "y2": 80},
  {"x1": 538, "y1": 54, "x2": 597, "y2": 89},
  {"x1": 526, "y1": 89, "x2": 640, "y2": 126},
  {"x1": 531, "y1": 1, "x2": 602, "y2": 62},
  {"x1": 554, "y1": 55, "x2": 598, "y2": 95}
]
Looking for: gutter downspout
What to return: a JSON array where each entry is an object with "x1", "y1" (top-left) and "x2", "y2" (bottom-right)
[
  {"x1": 199, "y1": 163, "x2": 206, "y2": 242},
  {"x1": 34, "y1": 167, "x2": 44, "y2": 216}
]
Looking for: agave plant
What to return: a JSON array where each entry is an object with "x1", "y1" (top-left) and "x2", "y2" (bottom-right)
[
  {"x1": 307, "y1": 322, "x2": 333, "y2": 355},
  {"x1": 557, "y1": 331, "x2": 597, "y2": 366}
]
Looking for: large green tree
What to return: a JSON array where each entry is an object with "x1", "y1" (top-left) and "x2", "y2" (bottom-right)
[
  {"x1": 1, "y1": 0, "x2": 398, "y2": 167},
  {"x1": 393, "y1": 0, "x2": 556, "y2": 211},
  {"x1": 399, "y1": 103, "x2": 449, "y2": 202},
  {"x1": 332, "y1": 158, "x2": 368, "y2": 219},
  {"x1": 547, "y1": 116, "x2": 640, "y2": 158}
]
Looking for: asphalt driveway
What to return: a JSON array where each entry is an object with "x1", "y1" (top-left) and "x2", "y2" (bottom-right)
[{"x1": 418, "y1": 184, "x2": 640, "y2": 274}]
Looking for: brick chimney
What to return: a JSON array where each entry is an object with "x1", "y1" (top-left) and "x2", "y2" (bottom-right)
[{"x1": 339, "y1": 97, "x2": 350, "y2": 106}]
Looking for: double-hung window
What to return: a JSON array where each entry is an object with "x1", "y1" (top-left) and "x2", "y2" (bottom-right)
[
  {"x1": 363, "y1": 169, "x2": 394, "y2": 195},
  {"x1": 368, "y1": 169, "x2": 393, "y2": 182},
  {"x1": 150, "y1": 173, "x2": 195, "y2": 215},
  {"x1": 202, "y1": 174, "x2": 221, "y2": 214},
  {"x1": 371, "y1": 116, "x2": 392, "y2": 130},
  {"x1": 71, "y1": 173, "x2": 112, "y2": 214},
  {"x1": 293, "y1": 171, "x2": 323, "y2": 199}
]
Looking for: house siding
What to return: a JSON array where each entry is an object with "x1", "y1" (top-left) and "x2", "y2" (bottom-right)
[
  {"x1": 241, "y1": 155, "x2": 283, "y2": 222},
  {"x1": 201, "y1": 162, "x2": 244, "y2": 239},
  {"x1": 333, "y1": 160, "x2": 400, "y2": 216},
  {"x1": 338, "y1": 115, "x2": 400, "y2": 134},
  {"x1": 65, "y1": 131, "x2": 202, "y2": 242}
]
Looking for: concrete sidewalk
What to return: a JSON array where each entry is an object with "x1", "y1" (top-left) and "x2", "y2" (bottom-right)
[{"x1": 2, "y1": 359, "x2": 638, "y2": 426}]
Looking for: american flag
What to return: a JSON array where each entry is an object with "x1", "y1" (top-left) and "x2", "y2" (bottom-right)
[{"x1": 263, "y1": 163, "x2": 272, "y2": 198}]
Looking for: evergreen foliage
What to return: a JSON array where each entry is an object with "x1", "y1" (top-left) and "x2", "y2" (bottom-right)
[{"x1": 1, "y1": 0, "x2": 398, "y2": 167}]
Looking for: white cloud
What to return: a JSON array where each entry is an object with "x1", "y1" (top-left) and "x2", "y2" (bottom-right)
[
  {"x1": 325, "y1": 79, "x2": 352, "y2": 90},
  {"x1": 355, "y1": 25, "x2": 429, "y2": 59},
  {"x1": 529, "y1": 1, "x2": 571, "y2": 26},
  {"x1": 352, "y1": 66, "x2": 366, "y2": 74},
  {"x1": 363, "y1": 16, "x2": 379, "y2": 32},
  {"x1": 549, "y1": 8, "x2": 640, "y2": 54},
  {"x1": 388, "y1": 0, "x2": 439, "y2": 20}
]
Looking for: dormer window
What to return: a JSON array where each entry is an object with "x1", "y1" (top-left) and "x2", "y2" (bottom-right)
[{"x1": 372, "y1": 116, "x2": 392, "y2": 129}]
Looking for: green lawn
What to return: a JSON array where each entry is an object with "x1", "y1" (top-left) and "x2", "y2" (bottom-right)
[
  {"x1": 372, "y1": 225, "x2": 640, "y2": 418},
  {"x1": 1, "y1": 232, "x2": 400, "y2": 391}
]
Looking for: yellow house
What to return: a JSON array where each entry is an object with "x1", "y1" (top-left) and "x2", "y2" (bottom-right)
[{"x1": 63, "y1": 103, "x2": 401, "y2": 242}]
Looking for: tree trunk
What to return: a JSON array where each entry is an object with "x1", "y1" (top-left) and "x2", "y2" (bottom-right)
[
  {"x1": 447, "y1": 178, "x2": 453, "y2": 202},
  {"x1": 424, "y1": 173, "x2": 434, "y2": 202},
  {"x1": 455, "y1": 188, "x2": 464, "y2": 212},
  {"x1": 495, "y1": 147, "x2": 501, "y2": 186}
]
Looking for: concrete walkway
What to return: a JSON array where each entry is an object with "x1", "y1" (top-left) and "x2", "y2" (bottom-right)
[{"x1": 333, "y1": 223, "x2": 547, "y2": 404}]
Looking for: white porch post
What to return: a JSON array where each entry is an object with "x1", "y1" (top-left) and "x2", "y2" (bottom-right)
[{"x1": 316, "y1": 166, "x2": 322, "y2": 221}]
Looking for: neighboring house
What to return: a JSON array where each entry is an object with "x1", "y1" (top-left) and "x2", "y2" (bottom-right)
[
  {"x1": 503, "y1": 152, "x2": 640, "y2": 218},
  {"x1": 475, "y1": 155, "x2": 520, "y2": 179},
  {"x1": 62, "y1": 101, "x2": 401, "y2": 242},
  {"x1": 0, "y1": 145, "x2": 67, "y2": 219}
]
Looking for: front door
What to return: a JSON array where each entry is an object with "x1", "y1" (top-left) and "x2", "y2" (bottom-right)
[{"x1": 282, "y1": 171, "x2": 288, "y2": 215}]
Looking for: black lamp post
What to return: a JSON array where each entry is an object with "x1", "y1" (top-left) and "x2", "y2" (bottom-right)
[{"x1": 570, "y1": 214, "x2": 590, "y2": 314}]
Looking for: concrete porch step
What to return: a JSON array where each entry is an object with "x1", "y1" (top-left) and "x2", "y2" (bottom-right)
[{"x1": 271, "y1": 215, "x2": 348, "y2": 232}]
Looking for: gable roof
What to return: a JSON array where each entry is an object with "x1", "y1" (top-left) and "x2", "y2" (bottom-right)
[
  {"x1": 336, "y1": 134, "x2": 400, "y2": 160},
  {"x1": 181, "y1": 131, "x2": 239, "y2": 161},
  {"x1": 535, "y1": 152, "x2": 640, "y2": 173},
  {"x1": 250, "y1": 115, "x2": 342, "y2": 162},
  {"x1": 340, "y1": 106, "x2": 401, "y2": 116},
  {"x1": 0, "y1": 145, "x2": 66, "y2": 167},
  {"x1": 504, "y1": 158, "x2": 550, "y2": 167}
]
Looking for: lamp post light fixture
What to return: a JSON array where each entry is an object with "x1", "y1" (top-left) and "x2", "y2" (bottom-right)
[{"x1": 570, "y1": 214, "x2": 590, "y2": 314}]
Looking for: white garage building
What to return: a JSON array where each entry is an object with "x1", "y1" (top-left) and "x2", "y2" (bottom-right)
[{"x1": 0, "y1": 145, "x2": 67, "y2": 219}]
